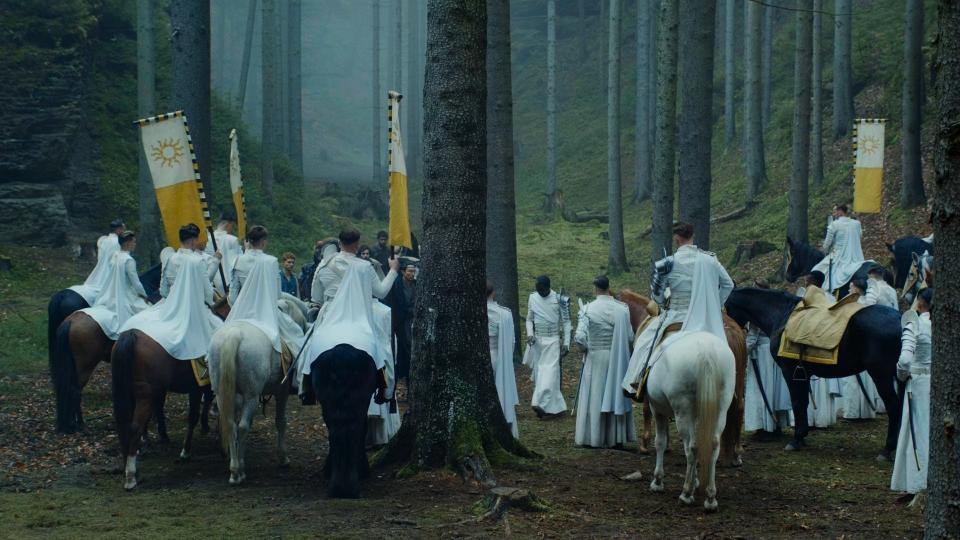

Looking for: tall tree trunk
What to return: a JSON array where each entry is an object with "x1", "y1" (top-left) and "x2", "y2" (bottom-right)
[
  {"x1": 406, "y1": 0, "x2": 422, "y2": 184},
  {"x1": 762, "y1": 4, "x2": 773, "y2": 128},
  {"x1": 599, "y1": 0, "x2": 607, "y2": 93},
  {"x1": 171, "y1": 0, "x2": 213, "y2": 208},
  {"x1": 485, "y1": 0, "x2": 520, "y2": 353},
  {"x1": 607, "y1": 0, "x2": 629, "y2": 273},
  {"x1": 811, "y1": 0, "x2": 824, "y2": 187},
  {"x1": 237, "y1": 0, "x2": 258, "y2": 110},
  {"x1": 788, "y1": 0, "x2": 812, "y2": 244},
  {"x1": 632, "y1": 0, "x2": 653, "y2": 203},
  {"x1": 288, "y1": 0, "x2": 303, "y2": 178},
  {"x1": 278, "y1": 0, "x2": 290, "y2": 156},
  {"x1": 744, "y1": 0, "x2": 767, "y2": 199},
  {"x1": 649, "y1": 0, "x2": 658, "y2": 159},
  {"x1": 544, "y1": 0, "x2": 558, "y2": 213},
  {"x1": 901, "y1": 0, "x2": 925, "y2": 208},
  {"x1": 723, "y1": 0, "x2": 736, "y2": 147},
  {"x1": 372, "y1": 0, "x2": 382, "y2": 184},
  {"x1": 678, "y1": 0, "x2": 716, "y2": 250},
  {"x1": 651, "y1": 0, "x2": 679, "y2": 260},
  {"x1": 578, "y1": 0, "x2": 587, "y2": 62},
  {"x1": 831, "y1": 0, "x2": 853, "y2": 139},
  {"x1": 381, "y1": 0, "x2": 531, "y2": 483},
  {"x1": 928, "y1": 3, "x2": 960, "y2": 533},
  {"x1": 137, "y1": 0, "x2": 161, "y2": 265},
  {"x1": 395, "y1": 0, "x2": 403, "y2": 91},
  {"x1": 261, "y1": 0, "x2": 280, "y2": 202}
]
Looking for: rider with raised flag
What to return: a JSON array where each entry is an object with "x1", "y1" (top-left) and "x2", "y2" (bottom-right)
[
  {"x1": 311, "y1": 228, "x2": 398, "y2": 309},
  {"x1": 206, "y1": 212, "x2": 243, "y2": 296},
  {"x1": 811, "y1": 203, "x2": 865, "y2": 293},
  {"x1": 622, "y1": 222, "x2": 734, "y2": 395},
  {"x1": 79, "y1": 231, "x2": 149, "y2": 340},
  {"x1": 523, "y1": 275, "x2": 571, "y2": 419},
  {"x1": 69, "y1": 218, "x2": 126, "y2": 307},
  {"x1": 159, "y1": 223, "x2": 221, "y2": 298}
]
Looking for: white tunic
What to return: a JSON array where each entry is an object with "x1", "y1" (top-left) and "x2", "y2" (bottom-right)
[
  {"x1": 862, "y1": 278, "x2": 898, "y2": 310},
  {"x1": 811, "y1": 216, "x2": 865, "y2": 291},
  {"x1": 522, "y1": 290, "x2": 571, "y2": 415},
  {"x1": 80, "y1": 251, "x2": 149, "y2": 340},
  {"x1": 488, "y1": 300, "x2": 519, "y2": 438},
  {"x1": 310, "y1": 251, "x2": 396, "y2": 306},
  {"x1": 70, "y1": 233, "x2": 121, "y2": 305},
  {"x1": 229, "y1": 248, "x2": 264, "y2": 305},
  {"x1": 160, "y1": 248, "x2": 219, "y2": 298},
  {"x1": 120, "y1": 251, "x2": 222, "y2": 360},
  {"x1": 891, "y1": 311, "x2": 931, "y2": 494},
  {"x1": 744, "y1": 324, "x2": 791, "y2": 432},
  {"x1": 205, "y1": 228, "x2": 241, "y2": 295},
  {"x1": 223, "y1": 254, "x2": 304, "y2": 356},
  {"x1": 367, "y1": 300, "x2": 401, "y2": 446},
  {"x1": 573, "y1": 295, "x2": 636, "y2": 447}
]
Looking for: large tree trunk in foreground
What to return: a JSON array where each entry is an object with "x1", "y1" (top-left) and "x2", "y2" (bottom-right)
[
  {"x1": 607, "y1": 0, "x2": 628, "y2": 274},
  {"x1": 261, "y1": 0, "x2": 280, "y2": 202},
  {"x1": 485, "y1": 0, "x2": 520, "y2": 352},
  {"x1": 406, "y1": 0, "x2": 422, "y2": 185},
  {"x1": 788, "y1": 0, "x2": 812, "y2": 244},
  {"x1": 723, "y1": 0, "x2": 736, "y2": 147},
  {"x1": 744, "y1": 0, "x2": 767, "y2": 199},
  {"x1": 927, "y1": 1, "x2": 960, "y2": 534},
  {"x1": 171, "y1": 0, "x2": 213, "y2": 207},
  {"x1": 137, "y1": 0, "x2": 161, "y2": 265},
  {"x1": 678, "y1": 0, "x2": 716, "y2": 250},
  {"x1": 901, "y1": 0, "x2": 926, "y2": 208},
  {"x1": 381, "y1": 0, "x2": 532, "y2": 483},
  {"x1": 810, "y1": 0, "x2": 824, "y2": 188},
  {"x1": 831, "y1": 0, "x2": 853, "y2": 139},
  {"x1": 544, "y1": 0, "x2": 558, "y2": 213},
  {"x1": 372, "y1": 0, "x2": 382, "y2": 184},
  {"x1": 651, "y1": 0, "x2": 679, "y2": 261},
  {"x1": 287, "y1": 0, "x2": 303, "y2": 178},
  {"x1": 633, "y1": 0, "x2": 653, "y2": 204}
]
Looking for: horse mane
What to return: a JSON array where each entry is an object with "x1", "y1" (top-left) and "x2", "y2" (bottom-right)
[
  {"x1": 726, "y1": 287, "x2": 800, "y2": 337},
  {"x1": 618, "y1": 288, "x2": 653, "y2": 333}
]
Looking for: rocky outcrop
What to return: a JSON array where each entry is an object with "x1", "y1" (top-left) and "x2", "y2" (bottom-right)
[{"x1": 0, "y1": 183, "x2": 70, "y2": 245}]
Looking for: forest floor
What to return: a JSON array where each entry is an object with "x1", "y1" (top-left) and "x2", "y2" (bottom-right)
[{"x1": 0, "y1": 246, "x2": 926, "y2": 538}]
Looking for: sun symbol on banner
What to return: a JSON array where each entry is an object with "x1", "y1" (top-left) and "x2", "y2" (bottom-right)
[
  {"x1": 860, "y1": 135, "x2": 882, "y2": 156},
  {"x1": 151, "y1": 138, "x2": 185, "y2": 168}
]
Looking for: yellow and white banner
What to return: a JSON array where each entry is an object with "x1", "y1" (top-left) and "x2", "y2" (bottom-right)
[
  {"x1": 852, "y1": 119, "x2": 885, "y2": 214},
  {"x1": 228, "y1": 129, "x2": 246, "y2": 237},
  {"x1": 136, "y1": 111, "x2": 211, "y2": 249},
  {"x1": 387, "y1": 90, "x2": 412, "y2": 249}
]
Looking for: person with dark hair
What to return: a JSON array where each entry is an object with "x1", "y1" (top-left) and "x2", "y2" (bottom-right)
[
  {"x1": 811, "y1": 203, "x2": 865, "y2": 292},
  {"x1": 311, "y1": 226, "x2": 398, "y2": 307},
  {"x1": 159, "y1": 223, "x2": 220, "y2": 299},
  {"x1": 205, "y1": 212, "x2": 242, "y2": 296},
  {"x1": 280, "y1": 252, "x2": 299, "y2": 296},
  {"x1": 69, "y1": 219, "x2": 128, "y2": 306},
  {"x1": 370, "y1": 230, "x2": 391, "y2": 271},
  {"x1": 862, "y1": 266, "x2": 898, "y2": 308},
  {"x1": 891, "y1": 287, "x2": 932, "y2": 494},
  {"x1": 298, "y1": 239, "x2": 330, "y2": 301},
  {"x1": 229, "y1": 225, "x2": 270, "y2": 304},
  {"x1": 487, "y1": 282, "x2": 519, "y2": 437},
  {"x1": 390, "y1": 263, "x2": 418, "y2": 381},
  {"x1": 573, "y1": 276, "x2": 635, "y2": 447},
  {"x1": 623, "y1": 222, "x2": 734, "y2": 394},
  {"x1": 79, "y1": 231, "x2": 149, "y2": 340},
  {"x1": 523, "y1": 275, "x2": 572, "y2": 418}
]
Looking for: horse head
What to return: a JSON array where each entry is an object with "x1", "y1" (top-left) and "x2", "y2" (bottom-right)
[
  {"x1": 724, "y1": 288, "x2": 799, "y2": 337},
  {"x1": 900, "y1": 251, "x2": 928, "y2": 305},
  {"x1": 889, "y1": 236, "x2": 933, "y2": 290},
  {"x1": 784, "y1": 237, "x2": 822, "y2": 284}
]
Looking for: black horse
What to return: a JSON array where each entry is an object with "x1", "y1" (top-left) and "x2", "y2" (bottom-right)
[
  {"x1": 724, "y1": 288, "x2": 902, "y2": 459},
  {"x1": 885, "y1": 235, "x2": 932, "y2": 290},
  {"x1": 310, "y1": 344, "x2": 384, "y2": 498},
  {"x1": 783, "y1": 237, "x2": 890, "y2": 297}
]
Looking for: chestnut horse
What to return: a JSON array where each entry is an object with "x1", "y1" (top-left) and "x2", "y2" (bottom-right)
[{"x1": 618, "y1": 290, "x2": 746, "y2": 467}]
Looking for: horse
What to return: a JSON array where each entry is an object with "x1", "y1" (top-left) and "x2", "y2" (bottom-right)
[
  {"x1": 900, "y1": 251, "x2": 932, "y2": 307},
  {"x1": 724, "y1": 288, "x2": 902, "y2": 458},
  {"x1": 783, "y1": 237, "x2": 890, "y2": 297},
  {"x1": 619, "y1": 289, "x2": 746, "y2": 467},
  {"x1": 886, "y1": 236, "x2": 933, "y2": 291},
  {"x1": 278, "y1": 292, "x2": 308, "y2": 331},
  {"x1": 208, "y1": 322, "x2": 291, "y2": 485},
  {"x1": 646, "y1": 332, "x2": 736, "y2": 512}
]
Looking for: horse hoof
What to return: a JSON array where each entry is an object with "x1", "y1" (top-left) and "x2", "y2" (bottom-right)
[
  {"x1": 704, "y1": 499, "x2": 719, "y2": 513},
  {"x1": 730, "y1": 456, "x2": 743, "y2": 468},
  {"x1": 649, "y1": 479, "x2": 664, "y2": 493},
  {"x1": 179, "y1": 449, "x2": 190, "y2": 460},
  {"x1": 229, "y1": 473, "x2": 243, "y2": 485},
  {"x1": 637, "y1": 445, "x2": 651, "y2": 455},
  {"x1": 124, "y1": 475, "x2": 138, "y2": 491},
  {"x1": 679, "y1": 493, "x2": 695, "y2": 506},
  {"x1": 876, "y1": 451, "x2": 892, "y2": 463},
  {"x1": 784, "y1": 442, "x2": 799, "y2": 452}
]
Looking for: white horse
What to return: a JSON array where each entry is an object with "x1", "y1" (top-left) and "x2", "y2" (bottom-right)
[
  {"x1": 207, "y1": 321, "x2": 291, "y2": 485},
  {"x1": 278, "y1": 292, "x2": 308, "y2": 331},
  {"x1": 646, "y1": 331, "x2": 736, "y2": 512}
]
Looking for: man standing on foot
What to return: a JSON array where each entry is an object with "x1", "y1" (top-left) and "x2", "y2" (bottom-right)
[{"x1": 523, "y1": 275, "x2": 571, "y2": 419}]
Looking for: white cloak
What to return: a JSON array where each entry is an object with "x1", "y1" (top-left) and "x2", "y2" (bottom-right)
[
  {"x1": 206, "y1": 228, "x2": 242, "y2": 295},
  {"x1": 811, "y1": 216, "x2": 865, "y2": 290},
  {"x1": 80, "y1": 251, "x2": 149, "y2": 340},
  {"x1": 367, "y1": 300, "x2": 401, "y2": 446},
  {"x1": 523, "y1": 291, "x2": 570, "y2": 415},
  {"x1": 891, "y1": 311, "x2": 931, "y2": 494},
  {"x1": 488, "y1": 300, "x2": 519, "y2": 438},
  {"x1": 225, "y1": 254, "x2": 304, "y2": 357},
  {"x1": 744, "y1": 324, "x2": 791, "y2": 432},
  {"x1": 70, "y1": 233, "x2": 120, "y2": 305}
]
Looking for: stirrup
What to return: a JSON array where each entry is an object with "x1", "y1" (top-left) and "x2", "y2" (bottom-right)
[{"x1": 792, "y1": 364, "x2": 809, "y2": 381}]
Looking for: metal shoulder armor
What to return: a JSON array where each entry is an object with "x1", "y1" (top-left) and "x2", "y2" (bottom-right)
[{"x1": 650, "y1": 255, "x2": 674, "y2": 306}]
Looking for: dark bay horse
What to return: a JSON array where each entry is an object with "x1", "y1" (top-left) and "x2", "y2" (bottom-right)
[
  {"x1": 724, "y1": 288, "x2": 902, "y2": 458},
  {"x1": 886, "y1": 236, "x2": 932, "y2": 290},
  {"x1": 783, "y1": 237, "x2": 890, "y2": 297},
  {"x1": 618, "y1": 290, "x2": 746, "y2": 467}
]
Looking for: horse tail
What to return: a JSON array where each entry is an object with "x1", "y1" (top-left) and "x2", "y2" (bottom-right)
[
  {"x1": 111, "y1": 331, "x2": 138, "y2": 456},
  {"x1": 695, "y1": 339, "x2": 722, "y2": 493},
  {"x1": 52, "y1": 319, "x2": 79, "y2": 433},
  {"x1": 216, "y1": 329, "x2": 242, "y2": 455}
]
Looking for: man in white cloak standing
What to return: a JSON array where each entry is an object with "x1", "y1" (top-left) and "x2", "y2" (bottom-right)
[
  {"x1": 622, "y1": 222, "x2": 734, "y2": 395},
  {"x1": 69, "y1": 218, "x2": 125, "y2": 307},
  {"x1": 80, "y1": 231, "x2": 149, "y2": 340},
  {"x1": 573, "y1": 276, "x2": 635, "y2": 448},
  {"x1": 487, "y1": 282, "x2": 519, "y2": 438},
  {"x1": 523, "y1": 275, "x2": 571, "y2": 419},
  {"x1": 743, "y1": 279, "x2": 791, "y2": 436},
  {"x1": 206, "y1": 213, "x2": 243, "y2": 297},
  {"x1": 811, "y1": 204, "x2": 865, "y2": 293}
]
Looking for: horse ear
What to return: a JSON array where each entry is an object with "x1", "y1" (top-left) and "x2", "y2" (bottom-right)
[{"x1": 886, "y1": 242, "x2": 895, "y2": 253}]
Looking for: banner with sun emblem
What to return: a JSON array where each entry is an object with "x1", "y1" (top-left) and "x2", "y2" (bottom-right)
[
  {"x1": 852, "y1": 118, "x2": 885, "y2": 214},
  {"x1": 228, "y1": 129, "x2": 246, "y2": 237},
  {"x1": 135, "y1": 111, "x2": 211, "y2": 249}
]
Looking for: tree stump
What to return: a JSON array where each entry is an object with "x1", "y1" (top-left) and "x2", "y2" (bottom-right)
[{"x1": 475, "y1": 487, "x2": 550, "y2": 520}]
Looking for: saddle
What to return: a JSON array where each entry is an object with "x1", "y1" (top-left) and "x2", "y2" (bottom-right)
[
  {"x1": 778, "y1": 286, "x2": 864, "y2": 365},
  {"x1": 191, "y1": 357, "x2": 211, "y2": 387}
]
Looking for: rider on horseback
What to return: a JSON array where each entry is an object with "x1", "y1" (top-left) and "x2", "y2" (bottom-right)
[
  {"x1": 159, "y1": 223, "x2": 221, "y2": 299},
  {"x1": 69, "y1": 218, "x2": 126, "y2": 306},
  {"x1": 811, "y1": 204, "x2": 865, "y2": 293}
]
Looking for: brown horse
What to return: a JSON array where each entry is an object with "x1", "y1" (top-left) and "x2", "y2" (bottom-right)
[
  {"x1": 618, "y1": 289, "x2": 746, "y2": 467},
  {"x1": 51, "y1": 311, "x2": 114, "y2": 433}
]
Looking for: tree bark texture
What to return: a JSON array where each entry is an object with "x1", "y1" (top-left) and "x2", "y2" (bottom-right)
[
  {"x1": 633, "y1": 0, "x2": 653, "y2": 204},
  {"x1": 811, "y1": 0, "x2": 824, "y2": 187},
  {"x1": 372, "y1": 0, "x2": 383, "y2": 184},
  {"x1": 606, "y1": 0, "x2": 628, "y2": 273},
  {"x1": 788, "y1": 0, "x2": 812, "y2": 244},
  {"x1": 651, "y1": 0, "x2": 679, "y2": 261},
  {"x1": 287, "y1": 0, "x2": 303, "y2": 178},
  {"x1": 395, "y1": 0, "x2": 403, "y2": 92},
  {"x1": 678, "y1": 0, "x2": 716, "y2": 250},
  {"x1": 278, "y1": 0, "x2": 289, "y2": 157},
  {"x1": 831, "y1": 0, "x2": 853, "y2": 139},
  {"x1": 137, "y1": 0, "x2": 161, "y2": 265},
  {"x1": 744, "y1": 0, "x2": 767, "y2": 200},
  {"x1": 237, "y1": 0, "x2": 258, "y2": 110},
  {"x1": 649, "y1": 0, "x2": 659, "y2": 157},
  {"x1": 544, "y1": 0, "x2": 558, "y2": 213},
  {"x1": 901, "y1": 0, "x2": 925, "y2": 208},
  {"x1": 723, "y1": 0, "x2": 736, "y2": 147},
  {"x1": 383, "y1": 0, "x2": 530, "y2": 483},
  {"x1": 485, "y1": 0, "x2": 521, "y2": 352},
  {"x1": 927, "y1": 1, "x2": 960, "y2": 534},
  {"x1": 171, "y1": 0, "x2": 213, "y2": 208},
  {"x1": 406, "y1": 0, "x2": 422, "y2": 184},
  {"x1": 261, "y1": 0, "x2": 280, "y2": 201},
  {"x1": 762, "y1": 4, "x2": 773, "y2": 128}
]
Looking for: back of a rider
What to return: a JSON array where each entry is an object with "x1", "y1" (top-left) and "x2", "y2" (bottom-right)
[{"x1": 663, "y1": 244, "x2": 699, "y2": 317}]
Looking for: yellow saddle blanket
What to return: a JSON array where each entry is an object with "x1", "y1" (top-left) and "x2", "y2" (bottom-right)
[
  {"x1": 778, "y1": 286, "x2": 864, "y2": 365},
  {"x1": 191, "y1": 357, "x2": 210, "y2": 387}
]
